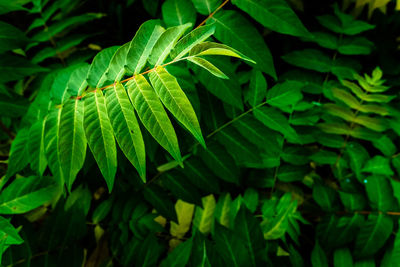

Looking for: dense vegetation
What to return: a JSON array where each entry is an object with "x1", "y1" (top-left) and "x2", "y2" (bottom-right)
[{"x1": 1, "y1": 0, "x2": 400, "y2": 266}]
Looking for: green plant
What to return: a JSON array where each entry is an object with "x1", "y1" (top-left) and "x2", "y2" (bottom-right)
[{"x1": 1, "y1": 0, "x2": 400, "y2": 266}]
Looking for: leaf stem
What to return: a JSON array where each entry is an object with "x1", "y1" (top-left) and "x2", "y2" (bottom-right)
[{"x1": 196, "y1": 0, "x2": 230, "y2": 28}]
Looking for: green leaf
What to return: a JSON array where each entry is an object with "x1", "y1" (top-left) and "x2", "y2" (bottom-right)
[
  {"x1": 0, "y1": 216, "x2": 23, "y2": 246},
  {"x1": 127, "y1": 75, "x2": 182, "y2": 163},
  {"x1": 340, "y1": 80, "x2": 394, "y2": 103},
  {"x1": 303, "y1": 31, "x2": 338, "y2": 50},
  {"x1": 312, "y1": 184, "x2": 336, "y2": 211},
  {"x1": 311, "y1": 241, "x2": 328, "y2": 267},
  {"x1": 32, "y1": 13, "x2": 103, "y2": 42},
  {"x1": 171, "y1": 24, "x2": 215, "y2": 60},
  {"x1": 339, "y1": 191, "x2": 367, "y2": 211},
  {"x1": 338, "y1": 37, "x2": 374, "y2": 55},
  {"x1": 92, "y1": 198, "x2": 113, "y2": 224},
  {"x1": 0, "y1": 54, "x2": 48, "y2": 83},
  {"x1": 44, "y1": 108, "x2": 64, "y2": 185},
  {"x1": 28, "y1": 120, "x2": 47, "y2": 176},
  {"x1": 232, "y1": 0, "x2": 311, "y2": 38},
  {"x1": 243, "y1": 188, "x2": 258, "y2": 213},
  {"x1": 345, "y1": 142, "x2": 368, "y2": 181},
  {"x1": 193, "y1": 194, "x2": 216, "y2": 234},
  {"x1": 334, "y1": 248, "x2": 353, "y2": 267},
  {"x1": 191, "y1": 0, "x2": 221, "y2": 15},
  {"x1": 261, "y1": 193, "x2": 298, "y2": 240},
  {"x1": 245, "y1": 70, "x2": 267, "y2": 107},
  {"x1": 233, "y1": 114, "x2": 283, "y2": 154},
  {"x1": 362, "y1": 156, "x2": 393, "y2": 176},
  {"x1": 0, "y1": 176, "x2": 60, "y2": 214},
  {"x1": 194, "y1": 57, "x2": 243, "y2": 110},
  {"x1": 149, "y1": 66, "x2": 204, "y2": 146},
  {"x1": 66, "y1": 64, "x2": 90, "y2": 97},
  {"x1": 365, "y1": 176, "x2": 396, "y2": 211},
  {"x1": 373, "y1": 135, "x2": 396, "y2": 157},
  {"x1": 170, "y1": 199, "x2": 195, "y2": 239},
  {"x1": 266, "y1": 80, "x2": 303, "y2": 107},
  {"x1": 254, "y1": 107, "x2": 300, "y2": 143},
  {"x1": 105, "y1": 83, "x2": 146, "y2": 180},
  {"x1": 149, "y1": 23, "x2": 192, "y2": 66},
  {"x1": 0, "y1": 1, "x2": 28, "y2": 15},
  {"x1": 6, "y1": 128, "x2": 30, "y2": 178},
  {"x1": 187, "y1": 56, "x2": 228, "y2": 79},
  {"x1": 0, "y1": 21, "x2": 29, "y2": 53},
  {"x1": 214, "y1": 193, "x2": 232, "y2": 228},
  {"x1": 214, "y1": 224, "x2": 251, "y2": 267},
  {"x1": 84, "y1": 90, "x2": 117, "y2": 191},
  {"x1": 189, "y1": 41, "x2": 255, "y2": 63},
  {"x1": 126, "y1": 20, "x2": 165, "y2": 74},
  {"x1": 209, "y1": 10, "x2": 276, "y2": 79},
  {"x1": 32, "y1": 34, "x2": 94, "y2": 64},
  {"x1": 317, "y1": 7, "x2": 375, "y2": 35},
  {"x1": 355, "y1": 214, "x2": 393, "y2": 258},
  {"x1": 59, "y1": 99, "x2": 87, "y2": 191},
  {"x1": 197, "y1": 142, "x2": 239, "y2": 184},
  {"x1": 282, "y1": 49, "x2": 331, "y2": 73},
  {"x1": 51, "y1": 64, "x2": 84, "y2": 105},
  {"x1": 104, "y1": 43, "x2": 129, "y2": 83},
  {"x1": 162, "y1": 0, "x2": 196, "y2": 27},
  {"x1": 87, "y1": 46, "x2": 120, "y2": 88}
]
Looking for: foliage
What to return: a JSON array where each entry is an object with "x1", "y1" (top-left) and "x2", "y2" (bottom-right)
[{"x1": 1, "y1": 0, "x2": 400, "y2": 266}]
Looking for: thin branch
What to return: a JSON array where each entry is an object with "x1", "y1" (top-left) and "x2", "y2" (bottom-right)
[{"x1": 196, "y1": 0, "x2": 230, "y2": 28}]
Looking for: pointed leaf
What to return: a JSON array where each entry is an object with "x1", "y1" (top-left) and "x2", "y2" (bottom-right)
[
  {"x1": 232, "y1": 0, "x2": 311, "y2": 38},
  {"x1": 127, "y1": 75, "x2": 182, "y2": 163},
  {"x1": 254, "y1": 107, "x2": 300, "y2": 143},
  {"x1": 170, "y1": 200, "x2": 195, "y2": 239},
  {"x1": 171, "y1": 24, "x2": 215, "y2": 60},
  {"x1": 162, "y1": 0, "x2": 196, "y2": 27},
  {"x1": 311, "y1": 241, "x2": 328, "y2": 267},
  {"x1": 59, "y1": 99, "x2": 87, "y2": 191},
  {"x1": 191, "y1": 0, "x2": 221, "y2": 15},
  {"x1": 44, "y1": 108, "x2": 64, "y2": 185},
  {"x1": 355, "y1": 214, "x2": 393, "y2": 258},
  {"x1": 87, "y1": 46, "x2": 120, "y2": 87},
  {"x1": 149, "y1": 66, "x2": 205, "y2": 146},
  {"x1": 209, "y1": 10, "x2": 276, "y2": 79},
  {"x1": 28, "y1": 120, "x2": 47, "y2": 175},
  {"x1": 6, "y1": 128, "x2": 29, "y2": 178},
  {"x1": 193, "y1": 194, "x2": 216, "y2": 234},
  {"x1": 334, "y1": 248, "x2": 353, "y2": 267},
  {"x1": 187, "y1": 56, "x2": 228, "y2": 79},
  {"x1": 0, "y1": 176, "x2": 60, "y2": 214},
  {"x1": 266, "y1": 80, "x2": 303, "y2": 107},
  {"x1": 105, "y1": 83, "x2": 146, "y2": 180},
  {"x1": 126, "y1": 20, "x2": 165, "y2": 74},
  {"x1": 149, "y1": 23, "x2": 192, "y2": 66},
  {"x1": 0, "y1": 216, "x2": 23, "y2": 245},
  {"x1": 84, "y1": 91, "x2": 117, "y2": 191},
  {"x1": 190, "y1": 41, "x2": 255, "y2": 63},
  {"x1": 245, "y1": 70, "x2": 267, "y2": 107},
  {"x1": 282, "y1": 49, "x2": 331, "y2": 73}
]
